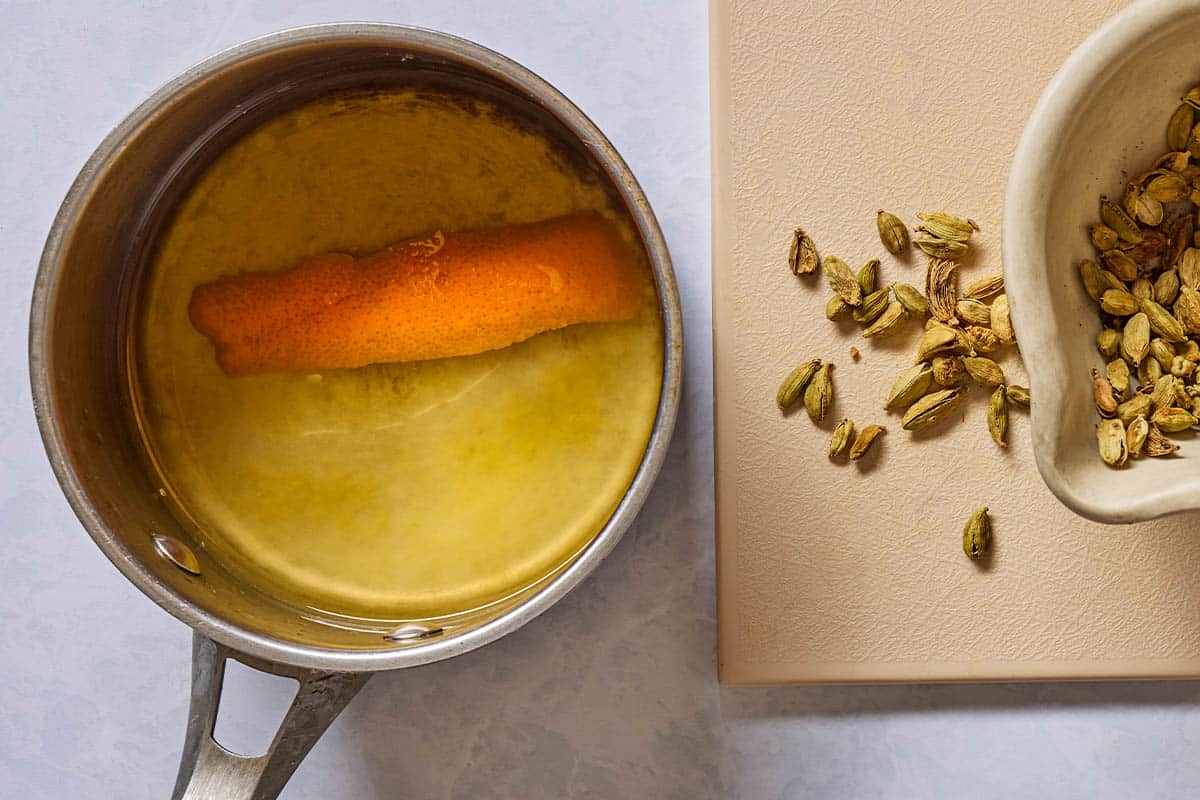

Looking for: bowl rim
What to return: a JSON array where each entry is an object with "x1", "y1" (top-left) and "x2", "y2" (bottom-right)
[
  {"x1": 28, "y1": 22, "x2": 684, "y2": 670},
  {"x1": 1003, "y1": 0, "x2": 1200, "y2": 524}
]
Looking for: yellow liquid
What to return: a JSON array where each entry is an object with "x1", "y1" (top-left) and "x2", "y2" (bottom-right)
[{"x1": 133, "y1": 89, "x2": 663, "y2": 621}]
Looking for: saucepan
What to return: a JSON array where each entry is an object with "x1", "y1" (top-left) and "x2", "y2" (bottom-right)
[
  {"x1": 29, "y1": 24, "x2": 681, "y2": 799},
  {"x1": 1004, "y1": 0, "x2": 1200, "y2": 522}
]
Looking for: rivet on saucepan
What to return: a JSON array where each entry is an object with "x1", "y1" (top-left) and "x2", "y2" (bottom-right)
[
  {"x1": 384, "y1": 623, "x2": 444, "y2": 642},
  {"x1": 151, "y1": 532, "x2": 201, "y2": 575}
]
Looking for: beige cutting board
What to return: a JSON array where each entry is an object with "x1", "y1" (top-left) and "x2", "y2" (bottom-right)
[{"x1": 713, "y1": 0, "x2": 1200, "y2": 684}]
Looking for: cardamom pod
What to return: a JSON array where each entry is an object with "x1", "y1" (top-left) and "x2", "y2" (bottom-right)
[
  {"x1": 963, "y1": 326, "x2": 1000, "y2": 354},
  {"x1": 1092, "y1": 368, "x2": 1118, "y2": 417},
  {"x1": 1146, "y1": 173, "x2": 1188, "y2": 203},
  {"x1": 991, "y1": 294, "x2": 1015, "y2": 344},
  {"x1": 1117, "y1": 392, "x2": 1151, "y2": 426},
  {"x1": 829, "y1": 418, "x2": 854, "y2": 458},
  {"x1": 1141, "y1": 299, "x2": 1186, "y2": 342},
  {"x1": 788, "y1": 227, "x2": 819, "y2": 275},
  {"x1": 901, "y1": 387, "x2": 964, "y2": 431},
  {"x1": 1121, "y1": 312, "x2": 1150, "y2": 365},
  {"x1": 1145, "y1": 423, "x2": 1180, "y2": 456},
  {"x1": 1102, "y1": 249, "x2": 1139, "y2": 281},
  {"x1": 953, "y1": 327, "x2": 979, "y2": 356},
  {"x1": 962, "y1": 356, "x2": 1005, "y2": 387},
  {"x1": 824, "y1": 256, "x2": 862, "y2": 307},
  {"x1": 962, "y1": 507, "x2": 991, "y2": 559},
  {"x1": 1168, "y1": 103, "x2": 1195, "y2": 151},
  {"x1": 915, "y1": 325, "x2": 957, "y2": 362},
  {"x1": 1134, "y1": 193, "x2": 1164, "y2": 226},
  {"x1": 1184, "y1": 85, "x2": 1200, "y2": 109},
  {"x1": 776, "y1": 359, "x2": 822, "y2": 409},
  {"x1": 892, "y1": 282, "x2": 929, "y2": 317},
  {"x1": 857, "y1": 258, "x2": 879, "y2": 295},
  {"x1": 915, "y1": 237, "x2": 969, "y2": 260},
  {"x1": 963, "y1": 273, "x2": 1004, "y2": 300},
  {"x1": 1126, "y1": 414, "x2": 1149, "y2": 458},
  {"x1": 1155, "y1": 269, "x2": 1181, "y2": 305},
  {"x1": 1080, "y1": 259, "x2": 1105, "y2": 302},
  {"x1": 862, "y1": 301, "x2": 907, "y2": 338},
  {"x1": 886, "y1": 363, "x2": 933, "y2": 410},
  {"x1": 1138, "y1": 356, "x2": 1163, "y2": 389},
  {"x1": 1132, "y1": 278, "x2": 1154, "y2": 301},
  {"x1": 1101, "y1": 197, "x2": 1143, "y2": 244},
  {"x1": 1149, "y1": 336, "x2": 1174, "y2": 371},
  {"x1": 1172, "y1": 356, "x2": 1196, "y2": 378},
  {"x1": 987, "y1": 385, "x2": 1008, "y2": 447},
  {"x1": 852, "y1": 288, "x2": 891, "y2": 324},
  {"x1": 1151, "y1": 406, "x2": 1197, "y2": 432},
  {"x1": 1106, "y1": 358, "x2": 1131, "y2": 398},
  {"x1": 1100, "y1": 289, "x2": 1139, "y2": 316},
  {"x1": 804, "y1": 362, "x2": 833, "y2": 422},
  {"x1": 876, "y1": 210, "x2": 909, "y2": 255},
  {"x1": 1174, "y1": 286, "x2": 1200, "y2": 334},
  {"x1": 916, "y1": 211, "x2": 978, "y2": 242},
  {"x1": 1179, "y1": 247, "x2": 1200, "y2": 288},
  {"x1": 1005, "y1": 385, "x2": 1030, "y2": 407},
  {"x1": 1097, "y1": 418, "x2": 1128, "y2": 466},
  {"x1": 1182, "y1": 340, "x2": 1200, "y2": 360},
  {"x1": 925, "y1": 258, "x2": 960, "y2": 322},
  {"x1": 1150, "y1": 374, "x2": 1176, "y2": 411},
  {"x1": 1100, "y1": 268, "x2": 1127, "y2": 292},
  {"x1": 931, "y1": 355, "x2": 965, "y2": 387},
  {"x1": 955, "y1": 298, "x2": 991, "y2": 327},
  {"x1": 1098, "y1": 328, "x2": 1122, "y2": 358},
  {"x1": 849, "y1": 424, "x2": 886, "y2": 460},
  {"x1": 1090, "y1": 223, "x2": 1119, "y2": 251},
  {"x1": 826, "y1": 294, "x2": 850, "y2": 320}
]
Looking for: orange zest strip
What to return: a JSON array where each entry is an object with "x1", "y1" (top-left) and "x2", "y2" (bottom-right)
[{"x1": 188, "y1": 213, "x2": 645, "y2": 377}]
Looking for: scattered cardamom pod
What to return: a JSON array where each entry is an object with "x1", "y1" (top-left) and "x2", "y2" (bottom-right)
[
  {"x1": 849, "y1": 424, "x2": 885, "y2": 460},
  {"x1": 955, "y1": 298, "x2": 991, "y2": 327},
  {"x1": 925, "y1": 258, "x2": 960, "y2": 322},
  {"x1": 953, "y1": 327, "x2": 978, "y2": 356},
  {"x1": 1145, "y1": 423, "x2": 1180, "y2": 456},
  {"x1": 917, "y1": 211, "x2": 978, "y2": 242},
  {"x1": 1097, "y1": 418, "x2": 1128, "y2": 466},
  {"x1": 829, "y1": 418, "x2": 854, "y2": 458},
  {"x1": 1150, "y1": 337, "x2": 1176, "y2": 370},
  {"x1": 862, "y1": 301, "x2": 907, "y2": 338},
  {"x1": 876, "y1": 210, "x2": 909, "y2": 255},
  {"x1": 916, "y1": 237, "x2": 969, "y2": 260},
  {"x1": 1080, "y1": 259, "x2": 1105, "y2": 302},
  {"x1": 852, "y1": 288, "x2": 891, "y2": 324},
  {"x1": 1092, "y1": 368, "x2": 1118, "y2": 417},
  {"x1": 826, "y1": 294, "x2": 850, "y2": 320},
  {"x1": 1138, "y1": 357, "x2": 1163, "y2": 392},
  {"x1": 963, "y1": 326, "x2": 1000, "y2": 354},
  {"x1": 804, "y1": 362, "x2": 834, "y2": 422},
  {"x1": 824, "y1": 256, "x2": 862, "y2": 307},
  {"x1": 901, "y1": 387, "x2": 964, "y2": 432},
  {"x1": 915, "y1": 325, "x2": 957, "y2": 362},
  {"x1": 1155, "y1": 269, "x2": 1181, "y2": 305},
  {"x1": 776, "y1": 359, "x2": 822, "y2": 409},
  {"x1": 962, "y1": 507, "x2": 991, "y2": 559},
  {"x1": 1106, "y1": 358, "x2": 1131, "y2": 398},
  {"x1": 991, "y1": 295, "x2": 1015, "y2": 344},
  {"x1": 892, "y1": 282, "x2": 929, "y2": 317},
  {"x1": 1172, "y1": 355, "x2": 1196, "y2": 378},
  {"x1": 1005, "y1": 385, "x2": 1030, "y2": 407},
  {"x1": 962, "y1": 273, "x2": 1004, "y2": 300},
  {"x1": 1175, "y1": 286, "x2": 1200, "y2": 334},
  {"x1": 1141, "y1": 299, "x2": 1186, "y2": 342},
  {"x1": 857, "y1": 258, "x2": 879, "y2": 295},
  {"x1": 1168, "y1": 103, "x2": 1195, "y2": 151},
  {"x1": 1100, "y1": 289, "x2": 1139, "y2": 316},
  {"x1": 1126, "y1": 414, "x2": 1149, "y2": 458},
  {"x1": 1102, "y1": 249, "x2": 1139, "y2": 281},
  {"x1": 1146, "y1": 173, "x2": 1188, "y2": 203},
  {"x1": 987, "y1": 385, "x2": 1008, "y2": 447},
  {"x1": 1150, "y1": 374, "x2": 1176, "y2": 411},
  {"x1": 931, "y1": 355, "x2": 965, "y2": 387},
  {"x1": 1100, "y1": 197, "x2": 1143, "y2": 244},
  {"x1": 1131, "y1": 278, "x2": 1154, "y2": 301},
  {"x1": 886, "y1": 363, "x2": 933, "y2": 410},
  {"x1": 962, "y1": 356, "x2": 1005, "y2": 387},
  {"x1": 1180, "y1": 248, "x2": 1200, "y2": 288},
  {"x1": 788, "y1": 227, "x2": 819, "y2": 275}
]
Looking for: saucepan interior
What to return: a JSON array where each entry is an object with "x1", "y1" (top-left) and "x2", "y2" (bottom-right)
[{"x1": 29, "y1": 24, "x2": 681, "y2": 671}]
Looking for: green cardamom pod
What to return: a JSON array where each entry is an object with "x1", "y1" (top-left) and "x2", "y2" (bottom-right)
[
  {"x1": 1150, "y1": 406, "x2": 1197, "y2": 432},
  {"x1": 1090, "y1": 224, "x2": 1119, "y2": 251},
  {"x1": 915, "y1": 237, "x2": 969, "y2": 260},
  {"x1": 891, "y1": 282, "x2": 929, "y2": 317},
  {"x1": 1097, "y1": 328, "x2": 1122, "y2": 359},
  {"x1": 1145, "y1": 423, "x2": 1180, "y2": 456},
  {"x1": 876, "y1": 210, "x2": 909, "y2": 255},
  {"x1": 824, "y1": 256, "x2": 862, "y2": 307},
  {"x1": 849, "y1": 424, "x2": 886, "y2": 460},
  {"x1": 829, "y1": 418, "x2": 854, "y2": 458},
  {"x1": 1092, "y1": 368, "x2": 1118, "y2": 417},
  {"x1": 1121, "y1": 312, "x2": 1150, "y2": 365},
  {"x1": 826, "y1": 294, "x2": 850, "y2": 320},
  {"x1": 1168, "y1": 103, "x2": 1195, "y2": 151},
  {"x1": 1100, "y1": 289, "x2": 1139, "y2": 316},
  {"x1": 776, "y1": 359, "x2": 822, "y2": 409},
  {"x1": 916, "y1": 211, "x2": 978, "y2": 242},
  {"x1": 862, "y1": 301, "x2": 907, "y2": 338},
  {"x1": 1100, "y1": 197, "x2": 1143, "y2": 244},
  {"x1": 962, "y1": 507, "x2": 991, "y2": 559},
  {"x1": 788, "y1": 227, "x2": 819, "y2": 275},
  {"x1": 857, "y1": 258, "x2": 879, "y2": 296},
  {"x1": 1097, "y1": 418, "x2": 1128, "y2": 467},
  {"x1": 1117, "y1": 392, "x2": 1152, "y2": 426},
  {"x1": 885, "y1": 363, "x2": 933, "y2": 410},
  {"x1": 962, "y1": 356, "x2": 1005, "y2": 387},
  {"x1": 955, "y1": 298, "x2": 991, "y2": 327},
  {"x1": 1140, "y1": 299, "x2": 1186, "y2": 342},
  {"x1": 852, "y1": 288, "x2": 890, "y2": 324},
  {"x1": 1126, "y1": 414, "x2": 1149, "y2": 458},
  {"x1": 901, "y1": 387, "x2": 964, "y2": 431},
  {"x1": 1005, "y1": 385, "x2": 1030, "y2": 407},
  {"x1": 804, "y1": 363, "x2": 834, "y2": 422},
  {"x1": 987, "y1": 386, "x2": 1008, "y2": 448}
]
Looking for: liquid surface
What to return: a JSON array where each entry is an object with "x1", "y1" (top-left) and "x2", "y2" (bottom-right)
[{"x1": 133, "y1": 89, "x2": 663, "y2": 620}]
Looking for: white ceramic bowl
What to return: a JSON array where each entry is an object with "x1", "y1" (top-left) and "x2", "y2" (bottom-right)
[{"x1": 1005, "y1": 0, "x2": 1200, "y2": 523}]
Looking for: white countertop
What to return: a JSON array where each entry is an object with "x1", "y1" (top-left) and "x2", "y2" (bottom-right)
[{"x1": 5, "y1": 2, "x2": 1200, "y2": 798}]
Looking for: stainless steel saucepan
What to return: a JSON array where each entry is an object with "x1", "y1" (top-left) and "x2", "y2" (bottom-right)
[{"x1": 29, "y1": 24, "x2": 681, "y2": 799}]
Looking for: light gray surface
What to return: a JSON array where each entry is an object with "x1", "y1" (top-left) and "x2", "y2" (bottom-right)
[{"x1": 5, "y1": 2, "x2": 1200, "y2": 799}]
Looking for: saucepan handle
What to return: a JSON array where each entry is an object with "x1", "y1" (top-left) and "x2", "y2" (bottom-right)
[{"x1": 171, "y1": 632, "x2": 370, "y2": 800}]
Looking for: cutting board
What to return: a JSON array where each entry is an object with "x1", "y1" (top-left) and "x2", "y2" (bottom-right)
[{"x1": 712, "y1": 0, "x2": 1200, "y2": 684}]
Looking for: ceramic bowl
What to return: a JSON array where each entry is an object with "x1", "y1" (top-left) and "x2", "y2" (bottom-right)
[{"x1": 1005, "y1": 0, "x2": 1200, "y2": 523}]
